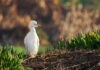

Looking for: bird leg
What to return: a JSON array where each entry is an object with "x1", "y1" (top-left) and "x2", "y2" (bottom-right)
[{"x1": 22, "y1": 57, "x2": 32, "y2": 63}]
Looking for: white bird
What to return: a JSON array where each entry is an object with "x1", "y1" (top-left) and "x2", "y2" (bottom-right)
[{"x1": 24, "y1": 20, "x2": 39, "y2": 60}]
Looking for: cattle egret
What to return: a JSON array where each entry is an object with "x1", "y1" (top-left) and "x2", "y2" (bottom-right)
[{"x1": 24, "y1": 20, "x2": 39, "y2": 60}]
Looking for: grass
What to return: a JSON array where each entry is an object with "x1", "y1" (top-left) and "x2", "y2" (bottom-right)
[
  {"x1": 12, "y1": 45, "x2": 50, "y2": 54},
  {"x1": 0, "y1": 29, "x2": 100, "y2": 70},
  {"x1": 0, "y1": 45, "x2": 50, "y2": 70},
  {"x1": 0, "y1": 46, "x2": 25, "y2": 70},
  {"x1": 0, "y1": 30, "x2": 100, "y2": 70},
  {"x1": 53, "y1": 30, "x2": 100, "y2": 50},
  {"x1": 12, "y1": 29, "x2": 100, "y2": 54}
]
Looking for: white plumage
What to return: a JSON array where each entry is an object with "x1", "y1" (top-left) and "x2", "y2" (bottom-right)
[{"x1": 24, "y1": 20, "x2": 39, "y2": 58}]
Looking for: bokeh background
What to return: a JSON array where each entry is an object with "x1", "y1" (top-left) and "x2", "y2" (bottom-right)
[{"x1": 0, "y1": 0, "x2": 100, "y2": 46}]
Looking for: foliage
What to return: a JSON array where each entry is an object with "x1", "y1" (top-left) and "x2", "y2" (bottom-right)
[
  {"x1": 0, "y1": 46, "x2": 25, "y2": 70},
  {"x1": 62, "y1": 0, "x2": 100, "y2": 9},
  {"x1": 54, "y1": 30, "x2": 100, "y2": 49},
  {"x1": 53, "y1": 39, "x2": 66, "y2": 49},
  {"x1": 0, "y1": 45, "x2": 48, "y2": 70}
]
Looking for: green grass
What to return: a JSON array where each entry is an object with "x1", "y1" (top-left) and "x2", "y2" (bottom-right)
[
  {"x1": 0, "y1": 45, "x2": 50, "y2": 70},
  {"x1": 12, "y1": 45, "x2": 50, "y2": 54},
  {"x1": 0, "y1": 46, "x2": 25, "y2": 70},
  {"x1": 54, "y1": 30, "x2": 100, "y2": 49},
  {"x1": 0, "y1": 29, "x2": 100, "y2": 70}
]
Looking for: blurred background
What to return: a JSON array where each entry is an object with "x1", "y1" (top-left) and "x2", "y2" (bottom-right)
[{"x1": 0, "y1": 0, "x2": 100, "y2": 46}]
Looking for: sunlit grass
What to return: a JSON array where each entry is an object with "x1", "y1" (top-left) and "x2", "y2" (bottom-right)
[{"x1": 54, "y1": 30, "x2": 100, "y2": 49}]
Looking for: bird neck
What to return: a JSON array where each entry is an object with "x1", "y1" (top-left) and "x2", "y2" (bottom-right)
[{"x1": 30, "y1": 27, "x2": 36, "y2": 32}]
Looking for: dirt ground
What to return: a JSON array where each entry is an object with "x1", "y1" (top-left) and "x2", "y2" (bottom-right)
[{"x1": 22, "y1": 49, "x2": 100, "y2": 70}]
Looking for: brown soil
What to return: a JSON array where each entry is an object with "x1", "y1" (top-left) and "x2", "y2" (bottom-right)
[{"x1": 22, "y1": 49, "x2": 100, "y2": 70}]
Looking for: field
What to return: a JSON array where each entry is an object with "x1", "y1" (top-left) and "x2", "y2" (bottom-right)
[
  {"x1": 0, "y1": 30, "x2": 100, "y2": 70},
  {"x1": 22, "y1": 49, "x2": 100, "y2": 70},
  {"x1": 0, "y1": 46, "x2": 100, "y2": 70},
  {"x1": 1, "y1": 0, "x2": 100, "y2": 70}
]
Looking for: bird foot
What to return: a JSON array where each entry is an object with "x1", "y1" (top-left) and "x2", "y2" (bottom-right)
[{"x1": 21, "y1": 57, "x2": 32, "y2": 63}]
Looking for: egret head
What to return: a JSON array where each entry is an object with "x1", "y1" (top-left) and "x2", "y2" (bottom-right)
[{"x1": 29, "y1": 20, "x2": 38, "y2": 29}]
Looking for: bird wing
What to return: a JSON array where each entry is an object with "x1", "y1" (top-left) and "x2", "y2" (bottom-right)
[
  {"x1": 24, "y1": 32, "x2": 39, "y2": 54},
  {"x1": 37, "y1": 35, "x2": 39, "y2": 48}
]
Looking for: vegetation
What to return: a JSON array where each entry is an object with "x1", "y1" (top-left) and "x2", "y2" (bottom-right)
[
  {"x1": 54, "y1": 30, "x2": 100, "y2": 49},
  {"x1": 0, "y1": 30, "x2": 100, "y2": 70},
  {"x1": 63, "y1": 0, "x2": 100, "y2": 8},
  {"x1": 0, "y1": 0, "x2": 100, "y2": 69},
  {"x1": 0, "y1": 44, "x2": 50, "y2": 70},
  {"x1": 0, "y1": 46, "x2": 24, "y2": 70},
  {"x1": 0, "y1": 0, "x2": 100, "y2": 44}
]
